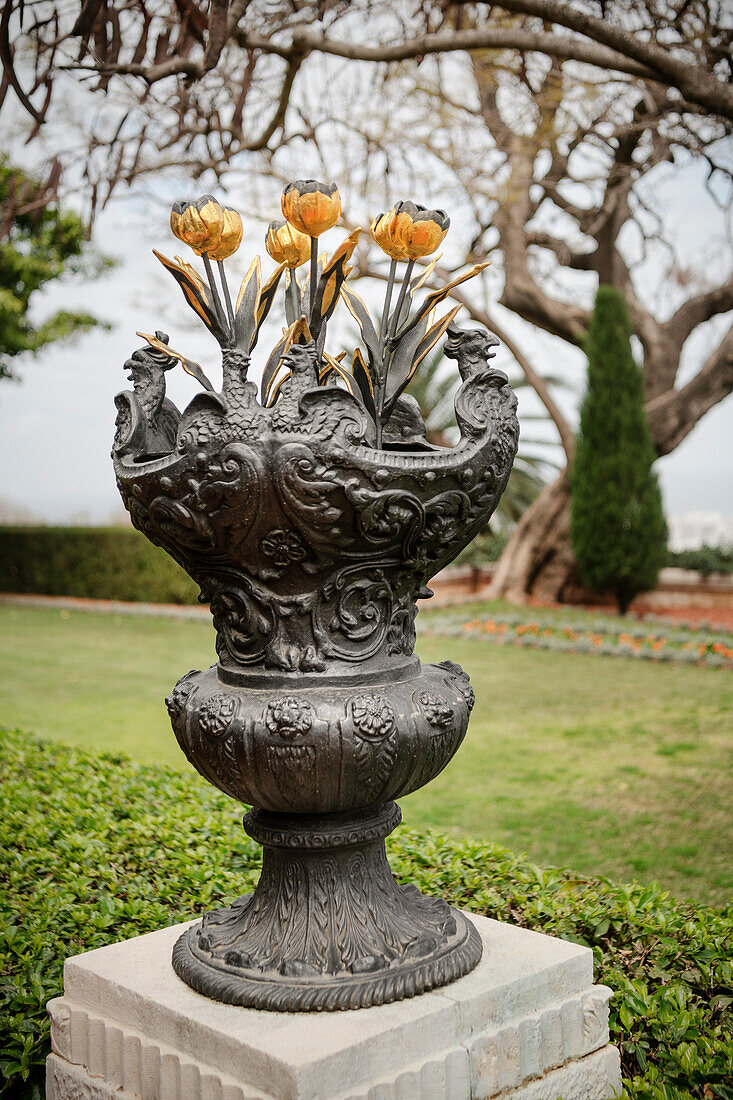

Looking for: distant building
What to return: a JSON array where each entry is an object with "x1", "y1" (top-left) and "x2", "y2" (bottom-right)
[{"x1": 668, "y1": 511, "x2": 733, "y2": 551}]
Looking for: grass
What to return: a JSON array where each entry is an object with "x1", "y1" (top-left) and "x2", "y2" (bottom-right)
[{"x1": 1, "y1": 604, "x2": 731, "y2": 905}]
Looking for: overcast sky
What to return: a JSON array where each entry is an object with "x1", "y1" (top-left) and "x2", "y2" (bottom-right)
[{"x1": 1, "y1": 164, "x2": 732, "y2": 526}]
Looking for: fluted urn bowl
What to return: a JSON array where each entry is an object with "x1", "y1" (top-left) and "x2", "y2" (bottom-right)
[{"x1": 114, "y1": 340, "x2": 518, "y2": 1010}]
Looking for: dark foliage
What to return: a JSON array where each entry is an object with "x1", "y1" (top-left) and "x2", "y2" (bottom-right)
[
  {"x1": 0, "y1": 160, "x2": 107, "y2": 381},
  {"x1": 668, "y1": 546, "x2": 733, "y2": 578},
  {"x1": 1, "y1": 730, "x2": 731, "y2": 1099},
  {"x1": 571, "y1": 287, "x2": 667, "y2": 613},
  {"x1": 0, "y1": 527, "x2": 198, "y2": 604}
]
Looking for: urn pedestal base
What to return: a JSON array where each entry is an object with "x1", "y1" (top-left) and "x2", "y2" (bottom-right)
[
  {"x1": 172, "y1": 802, "x2": 482, "y2": 1011},
  {"x1": 46, "y1": 914, "x2": 621, "y2": 1099}
]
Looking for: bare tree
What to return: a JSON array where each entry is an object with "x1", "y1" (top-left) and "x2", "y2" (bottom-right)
[{"x1": 5, "y1": 0, "x2": 733, "y2": 599}]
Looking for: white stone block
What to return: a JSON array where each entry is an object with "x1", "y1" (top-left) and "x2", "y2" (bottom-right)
[{"x1": 46, "y1": 913, "x2": 621, "y2": 1100}]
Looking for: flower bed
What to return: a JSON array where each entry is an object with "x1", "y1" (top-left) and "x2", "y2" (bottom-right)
[
  {"x1": 424, "y1": 610, "x2": 733, "y2": 669},
  {"x1": 1, "y1": 729, "x2": 732, "y2": 1099}
]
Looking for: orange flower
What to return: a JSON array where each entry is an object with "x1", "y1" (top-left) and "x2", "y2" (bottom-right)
[
  {"x1": 281, "y1": 179, "x2": 341, "y2": 237},
  {"x1": 371, "y1": 200, "x2": 449, "y2": 261},
  {"x1": 170, "y1": 196, "x2": 242, "y2": 259},
  {"x1": 265, "y1": 220, "x2": 311, "y2": 268},
  {"x1": 208, "y1": 206, "x2": 243, "y2": 260}
]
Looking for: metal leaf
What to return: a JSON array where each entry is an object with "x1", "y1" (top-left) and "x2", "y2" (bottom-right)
[
  {"x1": 266, "y1": 370, "x2": 290, "y2": 408},
  {"x1": 234, "y1": 256, "x2": 262, "y2": 352},
  {"x1": 284, "y1": 269, "x2": 304, "y2": 327},
  {"x1": 383, "y1": 312, "x2": 431, "y2": 413},
  {"x1": 261, "y1": 330, "x2": 289, "y2": 405},
  {"x1": 135, "y1": 331, "x2": 216, "y2": 392},
  {"x1": 341, "y1": 286, "x2": 381, "y2": 363},
  {"x1": 321, "y1": 352, "x2": 358, "y2": 397},
  {"x1": 395, "y1": 262, "x2": 490, "y2": 343},
  {"x1": 261, "y1": 316, "x2": 313, "y2": 405},
  {"x1": 309, "y1": 228, "x2": 361, "y2": 342},
  {"x1": 251, "y1": 262, "x2": 286, "y2": 352},
  {"x1": 384, "y1": 305, "x2": 461, "y2": 419},
  {"x1": 152, "y1": 249, "x2": 226, "y2": 344},
  {"x1": 352, "y1": 347, "x2": 376, "y2": 419},
  {"x1": 392, "y1": 253, "x2": 443, "y2": 334}
]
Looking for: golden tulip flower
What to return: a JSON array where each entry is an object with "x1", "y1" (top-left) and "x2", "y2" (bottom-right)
[
  {"x1": 370, "y1": 206, "x2": 410, "y2": 261},
  {"x1": 281, "y1": 179, "x2": 341, "y2": 238},
  {"x1": 265, "y1": 220, "x2": 311, "y2": 268},
  {"x1": 169, "y1": 196, "x2": 242, "y2": 258},
  {"x1": 371, "y1": 200, "x2": 449, "y2": 261},
  {"x1": 208, "y1": 207, "x2": 243, "y2": 260}
]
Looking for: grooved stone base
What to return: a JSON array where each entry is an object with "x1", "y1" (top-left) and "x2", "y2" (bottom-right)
[{"x1": 46, "y1": 915, "x2": 621, "y2": 1100}]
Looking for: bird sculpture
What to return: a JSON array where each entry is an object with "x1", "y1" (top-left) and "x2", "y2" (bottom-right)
[
  {"x1": 113, "y1": 332, "x2": 180, "y2": 460},
  {"x1": 443, "y1": 324, "x2": 500, "y2": 381},
  {"x1": 269, "y1": 342, "x2": 320, "y2": 432}
]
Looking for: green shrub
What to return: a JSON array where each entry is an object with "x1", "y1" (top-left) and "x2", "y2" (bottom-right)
[
  {"x1": 571, "y1": 287, "x2": 668, "y2": 614},
  {"x1": 668, "y1": 546, "x2": 733, "y2": 578},
  {"x1": 1, "y1": 729, "x2": 731, "y2": 1099},
  {"x1": 454, "y1": 527, "x2": 508, "y2": 567},
  {"x1": 0, "y1": 526, "x2": 198, "y2": 604}
]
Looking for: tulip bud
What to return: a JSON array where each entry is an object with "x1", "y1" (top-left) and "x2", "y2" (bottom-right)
[
  {"x1": 181, "y1": 199, "x2": 212, "y2": 254},
  {"x1": 281, "y1": 179, "x2": 341, "y2": 238},
  {"x1": 401, "y1": 202, "x2": 450, "y2": 259},
  {"x1": 208, "y1": 207, "x2": 243, "y2": 261},
  {"x1": 265, "y1": 220, "x2": 311, "y2": 268},
  {"x1": 370, "y1": 207, "x2": 410, "y2": 261},
  {"x1": 371, "y1": 200, "x2": 449, "y2": 261},
  {"x1": 169, "y1": 195, "x2": 241, "y2": 257}
]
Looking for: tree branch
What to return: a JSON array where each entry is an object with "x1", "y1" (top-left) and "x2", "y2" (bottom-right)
[
  {"x1": 491, "y1": 0, "x2": 733, "y2": 121},
  {"x1": 79, "y1": 25, "x2": 656, "y2": 86},
  {"x1": 664, "y1": 280, "x2": 733, "y2": 346},
  {"x1": 646, "y1": 320, "x2": 733, "y2": 455}
]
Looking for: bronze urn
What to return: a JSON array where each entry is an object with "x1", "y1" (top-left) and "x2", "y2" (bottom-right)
[{"x1": 113, "y1": 185, "x2": 518, "y2": 1011}]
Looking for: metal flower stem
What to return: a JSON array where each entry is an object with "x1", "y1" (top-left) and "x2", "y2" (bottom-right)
[
  {"x1": 373, "y1": 258, "x2": 397, "y2": 453},
  {"x1": 379, "y1": 259, "x2": 398, "y2": 349},
  {"x1": 202, "y1": 253, "x2": 230, "y2": 344},
  {"x1": 217, "y1": 260, "x2": 236, "y2": 336},
  {"x1": 309, "y1": 237, "x2": 319, "y2": 321},
  {"x1": 389, "y1": 259, "x2": 415, "y2": 342}
]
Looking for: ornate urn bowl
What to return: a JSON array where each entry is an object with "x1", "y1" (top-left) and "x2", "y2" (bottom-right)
[{"x1": 113, "y1": 185, "x2": 518, "y2": 1011}]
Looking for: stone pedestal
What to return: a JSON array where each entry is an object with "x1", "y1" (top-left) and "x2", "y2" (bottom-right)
[{"x1": 46, "y1": 914, "x2": 621, "y2": 1100}]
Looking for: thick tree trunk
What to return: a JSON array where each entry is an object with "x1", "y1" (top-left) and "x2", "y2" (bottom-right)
[{"x1": 490, "y1": 471, "x2": 575, "y2": 603}]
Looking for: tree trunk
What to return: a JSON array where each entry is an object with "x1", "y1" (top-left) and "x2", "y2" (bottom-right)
[{"x1": 490, "y1": 471, "x2": 575, "y2": 603}]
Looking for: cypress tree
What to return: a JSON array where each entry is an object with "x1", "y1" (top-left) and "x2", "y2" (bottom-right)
[{"x1": 570, "y1": 286, "x2": 667, "y2": 614}]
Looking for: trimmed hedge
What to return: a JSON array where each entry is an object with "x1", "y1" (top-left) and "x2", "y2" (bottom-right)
[
  {"x1": 1, "y1": 730, "x2": 731, "y2": 1099},
  {"x1": 668, "y1": 546, "x2": 733, "y2": 578},
  {"x1": 0, "y1": 526, "x2": 198, "y2": 604}
]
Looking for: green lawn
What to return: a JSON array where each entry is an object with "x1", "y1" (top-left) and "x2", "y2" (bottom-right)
[{"x1": 1, "y1": 605, "x2": 731, "y2": 905}]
